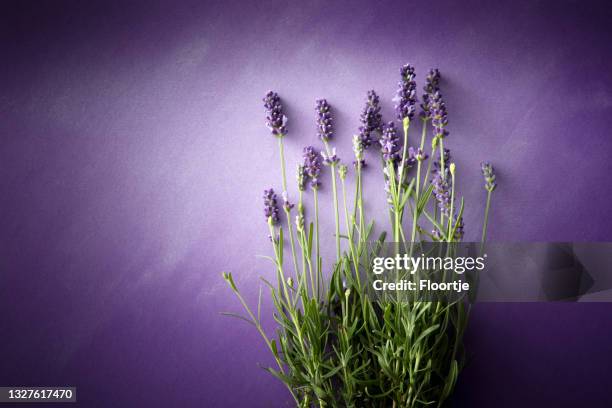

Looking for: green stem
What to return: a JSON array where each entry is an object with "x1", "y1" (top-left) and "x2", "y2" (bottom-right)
[
  {"x1": 447, "y1": 169, "x2": 456, "y2": 242},
  {"x1": 323, "y1": 141, "x2": 341, "y2": 261},
  {"x1": 397, "y1": 118, "x2": 411, "y2": 198},
  {"x1": 410, "y1": 162, "x2": 421, "y2": 247},
  {"x1": 277, "y1": 136, "x2": 300, "y2": 277},
  {"x1": 481, "y1": 190, "x2": 493, "y2": 250},
  {"x1": 313, "y1": 188, "x2": 321, "y2": 300}
]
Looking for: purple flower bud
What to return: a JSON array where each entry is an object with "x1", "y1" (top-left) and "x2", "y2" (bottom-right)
[
  {"x1": 303, "y1": 146, "x2": 322, "y2": 189},
  {"x1": 430, "y1": 91, "x2": 449, "y2": 138},
  {"x1": 281, "y1": 191, "x2": 294, "y2": 212},
  {"x1": 380, "y1": 121, "x2": 400, "y2": 162},
  {"x1": 338, "y1": 163, "x2": 348, "y2": 180},
  {"x1": 263, "y1": 91, "x2": 288, "y2": 136},
  {"x1": 263, "y1": 188, "x2": 280, "y2": 224},
  {"x1": 409, "y1": 146, "x2": 428, "y2": 162},
  {"x1": 352, "y1": 135, "x2": 365, "y2": 167},
  {"x1": 358, "y1": 90, "x2": 383, "y2": 149},
  {"x1": 433, "y1": 148, "x2": 451, "y2": 172},
  {"x1": 481, "y1": 162, "x2": 497, "y2": 192},
  {"x1": 315, "y1": 99, "x2": 333, "y2": 142},
  {"x1": 394, "y1": 64, "x2": 417, "y2": 121},
  {"x1": 453, "y1": 216, "x2": 465, "y2": 241},
  {"x1": 420, "y1": 69, "x2": 441, "y2": 119},
  {"x1": 321, "y1": 148, "x2": 340, "y2": 166},
  {"x1": 432, "y1": 168, "x2": 452, "y2": 216}
]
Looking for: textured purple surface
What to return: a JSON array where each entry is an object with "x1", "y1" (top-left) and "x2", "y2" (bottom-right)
[{"x1": 2, "y1": 1, "x2": 612, "y2": 407}]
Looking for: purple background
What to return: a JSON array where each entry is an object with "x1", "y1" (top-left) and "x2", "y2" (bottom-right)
[{"x1": 2, "y1": 0, "x2": 612, "y2": 406}]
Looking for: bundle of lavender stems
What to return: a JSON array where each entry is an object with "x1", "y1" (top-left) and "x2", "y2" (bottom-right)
[{"x1": 223, "y1": 65, "x2": 497, "y2": 408}]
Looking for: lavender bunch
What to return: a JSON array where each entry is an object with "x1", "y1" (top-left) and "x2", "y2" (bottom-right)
[
  {"x1": 394, "y1": 64, "x2": 417, "y2": 123},
  {"x1": 263, "y1": 188, "x2": 280, "y2": 224},
  {"x1": 263, "y1": 91, "x2": 287, "y2": 136},
  {"x1": 224, "y1": 66, "x2": 499, "y2": 408}
]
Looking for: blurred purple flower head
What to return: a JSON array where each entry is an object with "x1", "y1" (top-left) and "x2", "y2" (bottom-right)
[
  {"x1": 263, "y1": 91, "x2": 288, "y2": 136},
  {"x1": 420, "y1": 68, "x2": 441, "y2": 119},
  {"x1": 338, "y1": 163, "x2": 348, "y2": 180},
  {"x1": 409, "y1": 146, "x2": 428, "y2": 162},
  {"x1": 394, "y1": 64, "x2": 417, "y2": 121},
  {"x1": 321, "y1": 148, "x2": 340, "y2": 166},
  {"x1": 430, "y1": 91, "x2": 449, "y2": 138},
  {"x1": 303, "y1": 146, "x2": 322, "y2": 189},
  {"x1": 263, "y1": 188, "x2": 280, "y2": 224},
  {"x1": 481, "y1": 162, "x2": 497, "y2": 192},
  {"x1": 281, "y1": 191, "x2": 294, "y2": 212},
  {"x1": 453, "y1": 216, "x2": 465, "y2": 241},
  {"x1": 380, "y1": 121, "x2": 400, "y2": 162},
  {"x1": 433, "y1": 148, "x2": 451, "y2": 172},
  {"x1": 315, "y1": 99, "x2": 333, "y2": 142},
  {"x1": 358, "y1": 90, "x2": 383, "y2": 149},
  {"x1": 432, "y1": 168, "x2": 452, "y2": 216}
]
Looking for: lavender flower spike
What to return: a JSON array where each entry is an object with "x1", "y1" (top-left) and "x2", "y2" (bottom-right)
[
  {"x1": 481, "y1": 162, "x2": 497, "y2": 192},
  {"x1": 394, "y1": 64, "x2": 417, "y2": 122},
  {"x1": 430, "y1": 91, "x2": 449, "y2": 139},
  {"x1": 352, "y1": 135, "x2": 365, "y2": 167},
  {"x1": 297, "y1": 164, "x2": 307, "y2": 192},
  {"x1": 358, "y1": 90, "x2": 383, "y2": 149},
  {"x1": 263, "y1": 91, "x2": 287, "y2": 136},
  {"x1": 315, "y1": 99, "x2": 333, "y2": 142},
  {"x1": 303, "y1": 146, "x2": 322, "y2": 189},
  {"x1": 432, "y1": 168, "x2": 452, "y2": 216},
  {"x1": 380, "y1": 121, "x2": 400, "y2": 162},
  {"x1": 263, "y1": 188, "x2": 280, "y2": 224},
  {"x1": 420, "y1": 68, "x2": 441, "y2": 119}
]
